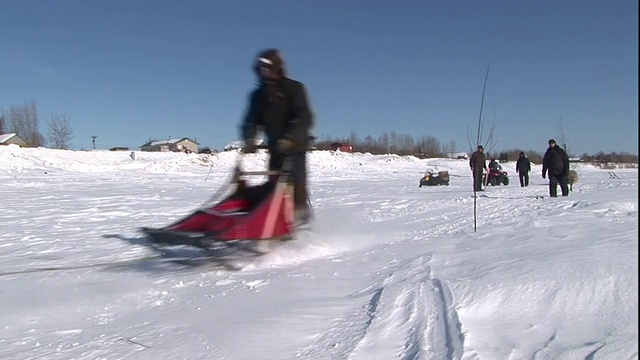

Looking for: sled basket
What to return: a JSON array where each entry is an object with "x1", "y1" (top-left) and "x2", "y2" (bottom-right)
[{"x1": 141, "y1": 152, "x2": 298, "y2": 247}]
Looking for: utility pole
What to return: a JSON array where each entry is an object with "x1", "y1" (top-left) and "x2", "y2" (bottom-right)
[{"x1": 91, "y1": 136, "x2": 97, "y2": 150}]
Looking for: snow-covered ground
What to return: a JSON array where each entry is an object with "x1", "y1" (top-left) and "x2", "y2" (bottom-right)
[{"x1": 0, "y1": 145, "x2": 637, "y2": 360}]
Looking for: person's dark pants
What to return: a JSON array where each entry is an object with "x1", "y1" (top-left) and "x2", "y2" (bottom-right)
[
  {"x1": 269, "y1": 151, "x2": 309, "y2": 210},
  {"x1": 473, "y1": 170, "x2": 484, "y2": 191},
  {"x1": 519, "y1": 172, "x2": 529, "y2": 187},
  {"x1": 549, "y1": 173, "x2": 569, "y2": 197}
]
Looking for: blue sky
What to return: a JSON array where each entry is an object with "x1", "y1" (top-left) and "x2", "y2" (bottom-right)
[{"x1": 1, "y1": 0, "x2": 637, "y2": 155}]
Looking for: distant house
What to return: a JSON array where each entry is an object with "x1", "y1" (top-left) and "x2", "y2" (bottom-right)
[
  {"x1": 446, "y1": 152, "x2": 468, "y2": 160},
  {"x1": 139, "y1": 138, "x2": 199, "y2": 153},
  {"x1": 223, "y1": 139, "x2": 264, "y2": 151},
  {"x1": 331, "y1": 142, "x2": 353, "y2": 152},
  {"x1": 0, "y1": 133, "x2": 29, "y2": 147},
  {"x1": 198, "y1": 147, "x2": 216, "y2": 154},
  {"x1": 109, "y1": 147, "x2": 130, "y2": 151}
]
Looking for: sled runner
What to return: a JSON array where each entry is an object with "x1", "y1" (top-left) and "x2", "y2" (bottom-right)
[{"x1": 141, "y1": 152, "x2": 309, "y2": 251}]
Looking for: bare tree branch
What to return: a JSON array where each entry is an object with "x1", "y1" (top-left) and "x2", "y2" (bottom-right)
[
  {"x1": 0, "y1": 108, "x2": 6, "y2": 134},
  {"x1": 8, "y1": 100, "x2": 43, "y2": 147},
  {"x1": 557, "y1": 115, "x2": 575, "y2": 157},
  {"x1": 47, "y1": 113, "x2": 74, "y2": 149}
]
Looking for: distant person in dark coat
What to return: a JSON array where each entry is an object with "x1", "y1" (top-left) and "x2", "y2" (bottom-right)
[
  {"x1": 515, "y1": 151, "x2": 531, "y2": 187},
  {"x1": 241, "y1": 48, "x2": 314, "y2": 223},
  {"x1": 542, "y1": 139, "x2": 570, "y2": 197},
  {"x1": 469, "y1": 145, "x2": 487, "y2": 192}
]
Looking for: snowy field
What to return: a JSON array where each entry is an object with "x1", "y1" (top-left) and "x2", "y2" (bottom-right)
[{"x1": 0, "y1": 145, "x2": 637, "y2": 360}]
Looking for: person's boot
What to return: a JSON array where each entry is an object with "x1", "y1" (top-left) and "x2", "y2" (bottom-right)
[{"x1": 293, "y1": 183, "x2": 312, "y2": 225}]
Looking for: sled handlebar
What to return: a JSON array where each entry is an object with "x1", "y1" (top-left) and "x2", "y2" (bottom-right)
[
  {"x1": 241, "y1": 144, "x2": 270, "y2": 153},
  {"x1": 239, "y1": 170, "x2": 281, "y2": 176},
  {"x1": 234, "y1": 144, "x2": 294, "y2": 178}
]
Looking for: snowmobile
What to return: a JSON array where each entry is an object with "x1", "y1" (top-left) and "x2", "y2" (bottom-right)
[
  {"x1": 419, "y1": 170, "x2": 450, "y2": 187},
  {"x1": 140, "y1": 151, "x2": 311, "y2": 252}
]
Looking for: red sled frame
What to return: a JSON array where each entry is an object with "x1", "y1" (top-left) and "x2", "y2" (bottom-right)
[{"x1": 141, "y1": 157, "x2": 297, "y2": 248}]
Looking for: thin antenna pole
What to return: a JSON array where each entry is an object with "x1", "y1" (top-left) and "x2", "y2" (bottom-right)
[
  {"x1": 477, "y1": 65, "x2": 490, "y2": 146},
  {"x1": 474, "y1": 64, "x2": 490, "y2": 232}
]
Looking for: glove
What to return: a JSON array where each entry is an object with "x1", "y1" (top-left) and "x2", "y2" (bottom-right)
[
  {"x1": 541, "y1": 172, "x2": 546, "y2": 179},
  {"x1": 276, "y1": 138, "x2": 296, "y2": 154}
]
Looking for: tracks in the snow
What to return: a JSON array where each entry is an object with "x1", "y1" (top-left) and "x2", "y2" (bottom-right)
[
  {"x1": 0, "y1": 242, "x2": 275, "y2": 278},
  {"x1": 0, "y1": 253, "x2": 233, "y2": 278},
  {"x1": 296, "y1": 255, "x2": 464, "y2": 360}
]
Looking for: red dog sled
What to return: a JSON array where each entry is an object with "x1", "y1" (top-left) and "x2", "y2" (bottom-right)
[{"x1": 141, "y1": 154, "x2": 306, "y2": 250}]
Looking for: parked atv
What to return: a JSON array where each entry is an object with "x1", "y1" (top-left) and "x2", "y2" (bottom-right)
[
  {"x1": 419, "y1": 170, "x2": 450, "y2": 187},
  {"x1": 485, "y1": 169, "x2": 509, "y2": 186}
]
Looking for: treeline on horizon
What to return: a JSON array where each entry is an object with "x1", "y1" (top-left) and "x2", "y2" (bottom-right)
[
  {"x1": 312, "y1": 132, "x2": 638, "y2": 165},
  {"x1": 1, "y1": 101, "x2": 637, "y2": 164}
]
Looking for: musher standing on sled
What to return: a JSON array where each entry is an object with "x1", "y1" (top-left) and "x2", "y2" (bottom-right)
[{"x1": 241, "y1": 48, "x2": 314, "y2": 224}]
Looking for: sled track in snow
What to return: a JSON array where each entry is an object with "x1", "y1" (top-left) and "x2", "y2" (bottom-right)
[
  {"x1": 0, "y1": 254, "x2": 162, "y2": 277},
  {"x1": 0, "y1": 233, "x2": 295, "y2": 278},
  {"x1": 0, "y1": 242, "x2": 274, "y2": 278},
  {"x1": 300, "y1": 189, "x2": 583, "y2": 360},
  {"x1": 296, "y1": 256, "x2": 464, "y2": 360},
  {"x1": 0, "y1": 253, "x2": 235, "y2": 278}
]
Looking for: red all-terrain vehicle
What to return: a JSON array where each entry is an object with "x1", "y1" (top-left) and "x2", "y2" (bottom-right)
[{"x1": 485, "y1": 169, "x2": 510, "y2": 186}]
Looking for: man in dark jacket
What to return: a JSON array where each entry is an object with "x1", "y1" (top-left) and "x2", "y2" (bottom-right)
[
  {"x1": 515, "y1": 151, "x2": 531, "y2": 187},
  {"x1": 542, "y1": 139, "x2": 570, "y2": 197},
  {"x1": 469, "y1": 145, "x2": 487, "y2": 192},
  {"x1": 241, "y1": 48, "x2": 314, "y2": 223}
]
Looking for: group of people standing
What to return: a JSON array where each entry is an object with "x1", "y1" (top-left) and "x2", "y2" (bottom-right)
[
  {"x1": 470, "y1": 139, "x2": 571, "y2": 197},
  {"x1": 235, "y1": 47, "x2": 574, "y2": 227}
]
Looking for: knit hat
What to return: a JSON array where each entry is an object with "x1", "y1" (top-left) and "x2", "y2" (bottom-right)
[{"x1": 548, "y1": 139, "x2": 556, "y2": 145}]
